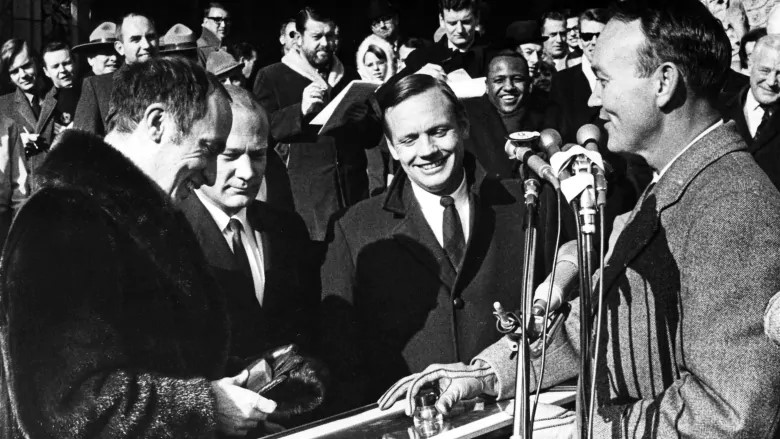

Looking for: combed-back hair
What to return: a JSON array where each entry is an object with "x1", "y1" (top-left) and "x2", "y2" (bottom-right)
[
  {"x1": 224, "y1": 84, "x2": 268, "y2": 135},
  {"x1": 41, "y1": 41, "x2": 71, "y2": 58},
  {"x1": 203, "y1": 2, "x2": 229, "y2": 17},
  {"x1": 107, "y1": 57, "x2": 229, "y2": 137},
  {"x1": 610, "y1": 0, "x2": 731, "y2": 101},
  {"x1": 116, "y1": 13, "x2": 156, "y2": 42},
  {"x1": 579, "y1": 8, "x2": 611, "y2": 25},
  {"x1": 740, "y1": 27, "x2": 767, "y2": 69},
  {"x1": 295, "y1": 7, "x2": 335, "y2": 35},
  {"x1": 438, "y1": 0, "x2": 478, "y2": 14},
  {"x1": 376, "y1": 73, "x2": 468, "y2": 139},
  {"x1": 541, "y1": 11, "x2": 566, "y2": 27}
]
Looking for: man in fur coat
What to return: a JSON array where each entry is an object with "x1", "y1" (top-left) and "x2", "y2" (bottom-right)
[{"x1": 0, "y1": 58, "x2": 276, "y2": 438}]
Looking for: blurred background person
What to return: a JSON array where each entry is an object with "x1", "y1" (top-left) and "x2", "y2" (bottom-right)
[
  {"x1": 356, "y1": 34, "x2": 396, "y2": 83},
  {"x1": 0, "y1": 39, "x2": 44, "y2": 133},
  {"x1": 198, "y1": 1, "x2": 232, "y2": 65},
  {"x1": 230, "y1": 41, "x2": 259, "y2": 86},
  {"x1": 72, "y1": 22, "x2": 120, "y2": 77},
  {"x1": 158, "y1": 23, "x2": 199, "y2": 62},
  {"x1": 207, "y1": 50, "x2": 245, "y2": 87}
]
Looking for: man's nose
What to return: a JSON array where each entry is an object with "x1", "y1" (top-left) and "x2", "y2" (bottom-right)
[
  {"x1": 417, "y1": 135, "x2": 440, "y2": 157},
  {"x1": 234, "y1": 154, "x2": 256, "y2": 180}
]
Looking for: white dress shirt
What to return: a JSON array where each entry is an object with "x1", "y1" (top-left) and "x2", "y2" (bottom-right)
[
  {"x1": 744, "y1": 89, "x2": 767, "y2": 138},
  {"x1": 196, "y1": 190, "x2": 266, "y2": 305},
  {"x1": 410, "y1": 175, "x2": 471, "y2": 248}
]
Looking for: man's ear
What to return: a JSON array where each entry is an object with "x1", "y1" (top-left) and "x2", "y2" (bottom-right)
[
  {"x1": 386, "y1": 137, "x2": 399, "y2": 160},
  {"x1": 114, "y1": 41, "x2": 125, "y2": 57},
  {"x1": 654, "y1": 62, "x2": 681, "y2": 109},
  {"x1": 142, "y1": 103, "x2": 167, "y2": 143}
]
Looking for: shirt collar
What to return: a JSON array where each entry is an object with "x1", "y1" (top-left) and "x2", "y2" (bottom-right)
[
  {"x1": 195, "y1": 189, "x2": 249, "y2": 233},
  {"x1": 746, "y1": 88, "x2": 763, "y2": 112},
  {"x1": 652, "y1": 119, "x2": 723, "y2": 184},
  {"x1": 581, "y1": 55, "x2": 596, "y2": 91},
  {"x1": 447, "y1": 38, "x2": 473, "y2": 53},
  {"x1": 410, "y1": 173, "x2": 468, "y2": 208}
]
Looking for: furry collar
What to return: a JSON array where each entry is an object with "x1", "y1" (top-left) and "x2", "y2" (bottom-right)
[{"x1": 282, "y1": 49, "x2": 345, "y2": 88}]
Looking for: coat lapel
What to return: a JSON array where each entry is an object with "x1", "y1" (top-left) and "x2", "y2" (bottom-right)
[
  {"x1": 389, "y1": 179, "x2": 457, "y2": 289},
  {"x1": 601, "y1": 121, "x2": 746, "y2": 295},
  {"x1": 35, "y1": 88, "x2": 57, "y2": 135},
  {"x1": 15, "y1": 89, "x2": 37, "y2": 130},
  {"x1": 178, "y1": 194, "x2": 236, "y2": 271}
]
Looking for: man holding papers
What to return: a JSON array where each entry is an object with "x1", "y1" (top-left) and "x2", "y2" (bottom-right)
[{"x1": 253, "y1": 6, "x2": 378, "y2": 242}]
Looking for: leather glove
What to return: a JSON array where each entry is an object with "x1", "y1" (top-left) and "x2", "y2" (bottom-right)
[{"x1": 377, "y1": 361, "x2": 497, "y2": 416}]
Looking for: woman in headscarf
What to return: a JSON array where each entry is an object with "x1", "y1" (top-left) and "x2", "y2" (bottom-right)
[{"x1": 356, "y1": 34, "x2": 396, "y2": 83}]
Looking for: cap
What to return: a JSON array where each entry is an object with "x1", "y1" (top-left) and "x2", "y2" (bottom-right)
[
  {"x1": 160, "y1": 23, "x2": 198, "y2": 53},
  {"x1": 506, "y1": 20, "x2": 543, "y2": 46},
  {"x1": 72, "y1": 22, "x2": 118, "y2": 53},
  {"x1": 368, "y1": 0, "x2": 397, "y2": 22},
  {"x1": 206, "y1": 50, "x2": 244, "y2": 77}
]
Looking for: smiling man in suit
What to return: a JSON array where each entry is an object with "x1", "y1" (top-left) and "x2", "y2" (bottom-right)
[
  {"x1": 180, "y1": 85, "x2": 317, "y2": 361},
  {"x1": 722, "y1": 34, "x2": 780, "y2": 190},
  {"x1": 319, "y1": 74, "x2": 559, "y2": 412},
  {"x1": 380, "y1": 1, "x2": 780, "y2": 437}
]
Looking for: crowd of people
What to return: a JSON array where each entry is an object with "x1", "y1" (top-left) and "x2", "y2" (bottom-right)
[{"x1": 0, "y1": 0, "x2": 780, "y2": 437}]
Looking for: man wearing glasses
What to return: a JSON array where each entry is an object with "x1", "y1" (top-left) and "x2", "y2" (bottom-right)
[
  {"x1": 565, "y1": 11, "x2": 583, "y2": 65},
  {"x1": 198, "y1": 1, "x2": 232, "y2": 66},
  {"x1": 368, "y1": 0, "x2": 402, "y2": 56}
]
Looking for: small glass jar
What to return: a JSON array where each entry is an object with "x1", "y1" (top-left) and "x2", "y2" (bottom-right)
[{"x1": 413, "y1": 391, "x2": 444, "y2": 437}]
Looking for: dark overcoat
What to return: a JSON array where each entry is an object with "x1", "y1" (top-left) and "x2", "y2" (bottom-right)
[
  {"x1": 0, "y1": 131, "x2": 231, "y2": 438},
  {"x1": 319, "y1": 159, "x2": 560, "y2": 410},
  {"x1": 478, "y1": 121, "x2": 780, "y2": 437},
  {"x1": 73, "y1": 72, "x2": 113, "y2": 136},
  {"x1": 0, "y1": 88, "x2": 37, "y2": 133},
  {"x1": 252, "y1": 62, "x2": 374, "y2": 241}
]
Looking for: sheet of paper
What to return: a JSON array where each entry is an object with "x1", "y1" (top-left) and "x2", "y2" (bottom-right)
[
  {"x1": 448, "y1": 77, "x2": 486, "y2": 98},
  {"x1": 310, "y1": 80, "x2": 380, "y2": 135},
  {"x1": 446, "y1": 68, "x2": 472, "y2": 82}
]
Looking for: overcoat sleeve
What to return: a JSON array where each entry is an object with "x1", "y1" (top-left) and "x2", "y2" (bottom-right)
[
  {"x1": 253, "y1": 69, "x2": 305, "y2": 143},
  {"x1": 73, "y1": 78, "x2": 104, "y2": 135}
]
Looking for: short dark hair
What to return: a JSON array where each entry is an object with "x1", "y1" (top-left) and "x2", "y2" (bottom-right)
[
  {"x1": 438, "y1": 0, "x2": 478, "y2": 15},
  {"x1": 740, "y1": 27, "x2": 767, "y2": 69},
  {"x1": 488, "y1": 49, "x2": 530, "y2": 78},
  {"x1": 611, "y1": 0, "x2": 731, "y2": 100},
  {"x1": 580, "y1": 8, "x2": 610, "y2": 25},
  {"x1": 401, "y1": 37, "x2": 428, "y2": 50},
  {"x1": 41, "y1": 41, "x2": 71, "y2": 58},
  {"x1": 107, "y1": 57, "x2": 229, "y2": 137},
  {"x1": 377, "y1": 74, "x2": 468, "y2": 139},
  {"x1": 203, "y1": 2, "x2": 229, "y2": 18},
  {"x1": 296, "y1": 7, "x2": 335, "y2": 35},
  {"x1": 541, "y1": 11, "x2": 566, "y2": 29},
  {"x1": 229, "y1": 42, "x2": 257, "y2": 60},
  {"x1": 117, "y1": 13, "x2": 156, "y2": 42}
]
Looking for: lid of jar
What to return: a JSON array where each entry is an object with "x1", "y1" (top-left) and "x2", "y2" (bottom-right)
[{"x1": 415, "y1": 390, "x2": 438, "y2": 407}]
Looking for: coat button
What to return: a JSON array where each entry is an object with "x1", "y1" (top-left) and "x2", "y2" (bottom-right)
[{"x1": 452, "y1": 297, "x2": 465, "y2": 309}]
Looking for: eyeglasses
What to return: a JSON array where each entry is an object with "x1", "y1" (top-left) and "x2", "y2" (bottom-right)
[
  {"x1": 542, "y1": 31, "x2": 566, "y2": 41},
  {"x1": 580, "y1": 32, "x2": 600, "y2": 42},
  {"x1": 207, "y1": 16, "x2": 232, "y2": 25},
  {"x1": 372, "y1": 16, "x2": 395, "y2": 27}
]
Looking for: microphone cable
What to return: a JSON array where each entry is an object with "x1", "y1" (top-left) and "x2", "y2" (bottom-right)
[
  {"x1": 530, "y1": 187, "x2": 563, "y2": 425},
  {"x1": 587, "y1": 205, "x2": 607, "y2": 439}
]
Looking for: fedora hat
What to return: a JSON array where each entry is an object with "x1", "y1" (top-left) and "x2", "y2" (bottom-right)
[
  {"x1": 506, "y1": 20, "x2": 544, "y2": 46},
  {"x1": 160, "y1": 23, "x2": 198, "y2": 53},
  {"x1": 72, "y1": 22, "x2": 118, "y2": 53},
  {"x1": 206, "y1": 50, "x2": 244, "y2": 77}
]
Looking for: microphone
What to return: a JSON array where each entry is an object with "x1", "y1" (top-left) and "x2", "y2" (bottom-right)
[
  {"x1": 538, "y1": 128, "x2": 563, "y2": 158},
  {"x1": 531, "y1": 240, "x2": 579, "y2": 316},
  {"x1": 505, "y1": 142, "x2": 560, "y2": 190},
  {"x1": 577, "y1": 124, "x2": 608, "y2": 207}
]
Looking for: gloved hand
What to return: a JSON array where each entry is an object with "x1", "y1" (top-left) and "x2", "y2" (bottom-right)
[{"x1": 377, "y1": 361, "x2": 497, "y2": 416}]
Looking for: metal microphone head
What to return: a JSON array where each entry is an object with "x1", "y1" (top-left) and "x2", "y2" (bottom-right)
[
  {"x1": 539, "y1": 128, "x2": 563, "y2": 156},
  {"x1": 576, "y1": 124, "x2": 602, "y2": 152}
]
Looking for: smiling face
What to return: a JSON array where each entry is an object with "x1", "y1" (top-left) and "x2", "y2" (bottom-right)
[
  {"x1": 299, "y1": 18, "x2": 336, "y2": 69},
  {"x1": 439, "y1": 8, "x2": 477, "y2": 50},
  {"x1": 385, "y1": 87, "x2": 467, "y2": 195},
  {"x1": 364, "y1": 50, "x2": 388, "y2": 81},
  {"x1": 116, "y1": 15, "x2": 159, "y2": 64},
  {"x1": 43, "y1": 48, "x2": 75, "y2": 89},
  {"x1": 158, "y1": 91, "x2": 233, "y2": 203},
  {"x1": 750, "y1": 41, "x2": 780, "y2": 107},
  {"x1": 579, "y1": 19, "x2": 605, "y2": 63},
  {"x1": 486, "y1": 56, "x2": 529, "y2": 114},
  {"x1": 8, "y1": 44, "x2": 37, "y2": 93},
  {"x1": 87, "y1": 47, "x2": 119, "y2": 75},
  {"x1": 198, "y1": 105, "x2": 268, "y2": 215},
  {"x1": 588, "y1": 19, "x2": 659, "y2": 156}
]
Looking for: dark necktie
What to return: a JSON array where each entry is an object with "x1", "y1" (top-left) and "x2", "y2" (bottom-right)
[
  {"x1": 754, "y1": 106, "x2": 773, "y2": 143},
  {"x1": 441, "y1": 195, "x2": 466, "y2": 270},
  {"x1": 30, "y1": 95, "x2": 40, "y2": 119},
  {"x1": 228, "y1": 218, "x2": 252, "y2": 277}
]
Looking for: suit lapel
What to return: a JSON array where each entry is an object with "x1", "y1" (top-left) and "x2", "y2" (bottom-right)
[
  {"x1": 15, "y1": 89, "x2": 37, "y2": 130},
  {"x1": 179, "y1": 194, "x2": 236, "y2": 271},
  {"x1": 35, "y1": 88, "x2": 57, "y2": 135},
  {"x1": 753, "y1": 110, "x2": 780, "y2": 153},
  {"x1": 391, "y1": 184, "x2": 457, "y2": 289},
  {"x1": 246, "y1": 202, "x2": 273, "y2": 273}
]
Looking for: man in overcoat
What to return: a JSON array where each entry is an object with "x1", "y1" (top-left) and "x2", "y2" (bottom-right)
[{"x1": 379, "y1": 2, "x2": 780, "y2": 437}]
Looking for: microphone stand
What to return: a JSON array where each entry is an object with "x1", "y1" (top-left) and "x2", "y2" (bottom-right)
[{"x1": 511, "y1": 175, "x2": 540, "y2": 439}]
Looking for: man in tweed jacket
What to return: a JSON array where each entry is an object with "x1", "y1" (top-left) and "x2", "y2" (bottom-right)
[{"x1": 379, "y1": 1, "x2": 780, "y2": 437}]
